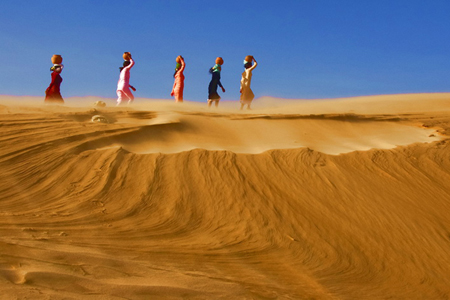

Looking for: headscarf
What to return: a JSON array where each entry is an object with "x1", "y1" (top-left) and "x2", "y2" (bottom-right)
[
  {"x1": 174, "y1": 63, "x2": 182, "y2": 77},
  {"x1": 50, "y1": 64, "x2": 64, "y2": 72},
  {"x1": 209, "y1": 63, "x2": 221, "y2": 73},
  {"x1": 119, "y1": 60, "x2": 131, "y2": 72}
]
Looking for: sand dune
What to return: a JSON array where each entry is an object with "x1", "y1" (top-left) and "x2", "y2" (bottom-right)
[{"x1": 1, "y1": 93, "x2": 450, "y2": 299}]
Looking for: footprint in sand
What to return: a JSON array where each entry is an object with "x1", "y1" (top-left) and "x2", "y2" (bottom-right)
[
  {"x1": 93, "y1": 101, "x2": 106, "y2": 108},
  {"x1": 91, "y1": 115, "x2": 109, "y2": 123},
  {"x1": 0, "y1": 267, "x2": 27, "y2": 284}
]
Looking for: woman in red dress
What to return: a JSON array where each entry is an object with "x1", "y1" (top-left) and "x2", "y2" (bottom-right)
[{"x1": 45, "y1": 64, "x2": 64, "y2": 104}]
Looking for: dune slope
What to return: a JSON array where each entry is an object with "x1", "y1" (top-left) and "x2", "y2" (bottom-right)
[{"x1": 1, "y1": 95, "x2": 450, "y2": 299}]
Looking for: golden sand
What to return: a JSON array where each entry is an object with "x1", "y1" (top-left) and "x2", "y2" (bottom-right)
[{"x1": 1, "y1": 93, "x2": 450, "y2": 299}]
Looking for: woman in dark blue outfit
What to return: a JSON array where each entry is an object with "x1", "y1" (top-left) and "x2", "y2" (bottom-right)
[{"x1": 207, "y1": 57, "x2": 225, "y2": 107}]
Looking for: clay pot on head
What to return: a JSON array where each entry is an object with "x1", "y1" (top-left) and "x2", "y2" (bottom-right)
[
  {"x1": 51, "y1": 55, "x2": 63, "y2": 64},
  {"x1": 245, "y1": 55, "x2": 253, "y2": 62},
  {"x1": 176, "y1": 55, "x2": 183, "y2": 63},
  {"x1": 215, "y1": 57, "x2": 224, "y2": 65},
  {"x1": 123, "y1": 52, "x2": 131, "y2": 60}
]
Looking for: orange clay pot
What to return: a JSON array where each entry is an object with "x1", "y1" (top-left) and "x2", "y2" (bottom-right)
[
  {"x1": 245, "y1": 55, "x2": 253, "y2": 62},
  {"x1": 51, "y1": 55, "x2": 63, "y2": 64},
  {"x1": 176, "y1": 55, "x2": 183, "y2": 63},
  {"x1": 215, "y1": 57, "x2": 224, "y2": 65},
  {"x1": 123, "y1": 52, "x2": 131, "y2": 60}
]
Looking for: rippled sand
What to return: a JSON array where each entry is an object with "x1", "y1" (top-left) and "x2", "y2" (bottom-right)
[{"x1": 1, "y1": 94, "x2": 450, "y2": 299}]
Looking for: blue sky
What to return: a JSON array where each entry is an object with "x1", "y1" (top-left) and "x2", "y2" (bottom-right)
[{"x1": 1, "y1": 0, "x2": 449, "y2": 101}]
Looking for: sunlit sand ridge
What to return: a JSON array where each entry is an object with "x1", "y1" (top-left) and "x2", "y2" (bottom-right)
[{"x1": 1, "y1": 93, "x2": 450, "y2": 299}]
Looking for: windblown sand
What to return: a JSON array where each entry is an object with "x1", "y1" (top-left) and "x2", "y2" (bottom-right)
[{"x1": 1, "y1": 93, "x2": 450, "y2": 299}]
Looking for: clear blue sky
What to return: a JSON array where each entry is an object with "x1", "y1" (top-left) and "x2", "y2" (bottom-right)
[{"x1": 1, "y1": 0, "x2": 449, "y2": 101}]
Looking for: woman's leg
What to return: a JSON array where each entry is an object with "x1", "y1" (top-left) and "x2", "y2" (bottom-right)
[
  {"x1": 116, "y1": 90, "x2": 124, "y2": 105},
  {"x1": 123, "y1": 89, "x2": 134, "y2": 104}
]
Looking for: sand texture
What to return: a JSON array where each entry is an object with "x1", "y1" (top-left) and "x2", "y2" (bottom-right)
[{"x1": 1, "y1": 93, "x2": 450, "y2": 299}]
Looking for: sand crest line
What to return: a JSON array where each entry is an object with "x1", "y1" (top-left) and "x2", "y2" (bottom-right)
[{"x1": 80, "y1": 110, "x2": 441, "y2": 155}]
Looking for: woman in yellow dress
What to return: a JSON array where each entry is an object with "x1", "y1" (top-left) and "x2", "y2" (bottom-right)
[{"x1": 240, "y1": 56, "x2": 257, "y2": 110}]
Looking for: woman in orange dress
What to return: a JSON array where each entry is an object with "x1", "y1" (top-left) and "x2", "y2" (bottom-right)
[{"x1": 171, "y1": 55, "x2": 185, "y2": 102}]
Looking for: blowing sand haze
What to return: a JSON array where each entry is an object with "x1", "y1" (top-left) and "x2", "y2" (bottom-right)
[{"x1": 1, "y1": 93, "x2": 450, "y2": 299}]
